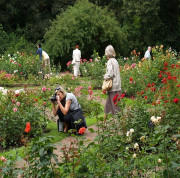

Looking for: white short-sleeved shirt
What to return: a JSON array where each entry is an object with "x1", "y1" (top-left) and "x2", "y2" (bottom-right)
[
  {"x1": 66, "y1": 93, "x2": 80, "y2": 111},
  {"x1": 144, "y1": 50, "x2": 151, "y2": 59}
]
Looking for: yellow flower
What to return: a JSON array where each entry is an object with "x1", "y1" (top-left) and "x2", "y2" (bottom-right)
[{"x1": 139, "y1": 62, "x2": 141, "y2": 68}]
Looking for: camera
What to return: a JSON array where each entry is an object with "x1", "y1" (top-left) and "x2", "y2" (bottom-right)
[{"x1": 50, "y1": 94, "x2": 57, "y2": 102}]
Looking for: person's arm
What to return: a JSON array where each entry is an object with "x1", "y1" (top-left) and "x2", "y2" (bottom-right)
[
  {"x1": 52, "y1": 102, "x2": 58, "y2": 116},
  {"x1": 57, "y1": 98, "x2": 71, "y2": 115},
  {"x1": 104, "y1": 61, "x2": 113, "y2": 80},
  {"x1": 79, "y1": 50, "x2": 81, "y2": 59},
  {"x1": 36, "y1": 49, "x2": 39, "y2": 55}
]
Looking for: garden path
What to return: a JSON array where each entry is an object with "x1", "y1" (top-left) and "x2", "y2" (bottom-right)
[{"x1": 16, "y1": 96, "x2": 106, "y2": 169}]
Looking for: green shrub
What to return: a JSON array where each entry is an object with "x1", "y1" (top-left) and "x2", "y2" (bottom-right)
[{"x1": 44, "y1": 0, "x2": 125, "y2": 68}]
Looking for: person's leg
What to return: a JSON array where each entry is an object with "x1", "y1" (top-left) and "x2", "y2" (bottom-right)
[
  {"x1": 74, "y1": 63, "x2": 78, "y2": 76},
  {"x1": 64, "y1": 122, "x2": 68, "y2": 132},
  {"x1": 47, "y1": 58, "x2": 51, "y2": 73},
  {"x1": 76, "y1": 62, "x2": 80, "y2": 76}
]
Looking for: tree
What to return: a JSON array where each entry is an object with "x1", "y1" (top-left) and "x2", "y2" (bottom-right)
[
  {"x1": 44, "y1": 0, "x2": 126, "y2": 68},
  {"x1": 0, "y1": 24, "x2": 8, "y2": 55}
]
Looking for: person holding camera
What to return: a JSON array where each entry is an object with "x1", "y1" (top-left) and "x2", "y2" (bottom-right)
[{"x1": 51, "y1": 86, "x2": 86, "y2": 133}]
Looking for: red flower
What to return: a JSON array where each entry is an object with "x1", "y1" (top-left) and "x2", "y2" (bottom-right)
[
  {"x1": 19, "y1": 64, "x2": 21, "y2": 67},
  {"x1": 151, "y1": 87, "x2": 156, "y2": 92},
  {"x1": 173, "y1": 98, "x2": 179, "y2": 103},
  {"x1": 164, "y1": 62, "x2": 168, "y2": 66},
  {"x1": 162, "y1": 78, "x2": 167, "y2": 84},
  {"x1": 79, "y1": 127, "x2": 86, "y2": 134},
  {"x1": 171, "y1": 76, "x2": 177, "y2": 81},
  {"x1": 165, "y1": 100, "x2": 168, "y2": 103},
  {"x1": 15, "y1": 93, "x2": 20, "y2": 97},
  {"x1": 141, "y1": 91, "x2": 144, "y2": 95},
  {"x1": 167, "y1": 75, "x2": 171, "y2": 80},
  {"x1": 137, "y1": 92, "x2": 140, "y2": 95},
  {"x1": 113, "y1": 94, "x2": 119, "y2": 105},
  {"x1": 121, "y1": 93, "x2": 125, "y2": 98},
  {"x1": 25, "y1": 122, "x2": 31, "y2": 133},
  {"x1": 171, "y1": 64, "x2": 175, "y2": 68},
  {"x1": 129, "y1": 77, "x2": 133, "y2": 81},
  {"x1": 151, "y1": 83, "x2": 155, "y2": 87},
  {"x1": 144, "y1": 96, "x2": 148, "y2": 99},
  {"x1": 147, "y1": 83, "x2": 151, "y2": 87},
  {"x1": 102, "y1": 90, "x2": 106, "y2": 94}
]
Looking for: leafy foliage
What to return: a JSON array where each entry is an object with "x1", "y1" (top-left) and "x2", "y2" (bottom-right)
[{"x1": 44, "y1": 0, "x2": 125, "y2": 68}]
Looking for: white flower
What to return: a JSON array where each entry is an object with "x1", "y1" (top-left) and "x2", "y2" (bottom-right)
[
  {"x1": 0, "y1": 87, "x2": 5, "y2": 92},
  {"x1": 130, "y1": 129, "x2": 134, "y2": 133},
  {"x1": 0, "y1": 87, "x2": 7, "y2": 95},
  {"x1": 15, "y1": 89, "x2": 24, "y2": 94},
  {"x1": 157, "y1": 116, "x2": 161, "y2": 121},
  {"x1": 2, "y1": 89, "x2": 7, "y2": 95},
  {"x1": 126, "y1": 147, "x2": 129, "y2": 151},
  {"x1": 8, "y1": 54, "x2": 11, "y2": 57},
  {"x1": 126, "y1": 131, "x2": 130, "y2": 137},
  {"x1": 14, "y1": 70, "x2": 18, "y2": 74},
  {"x1": 134, "y1": 143, "x2": 139, "y2": 149},
  {"x1": 132, "y1": 153, "x2": 137, "y2": 158},
  {"x1": 140, "y1": 136, "x2": 145, "y2": 141},
  {"x1": 158, "y1": 159, "x2": 162, "y2": 164},
  {"x1": 150, "y1": 116, "x2": 156, "y2": 122}
]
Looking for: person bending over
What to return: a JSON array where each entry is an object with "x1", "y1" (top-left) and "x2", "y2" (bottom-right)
[{"x1": 52, "y1": 86, "x2": 86, "y2": 133}]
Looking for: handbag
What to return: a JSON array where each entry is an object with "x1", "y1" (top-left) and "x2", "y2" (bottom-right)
[
  {"x1": 102, "y1": 79, "x2": 113, "y2": 91},
  {"x1": 71, "y1": 109, "x2": 87, "y2": 131}
]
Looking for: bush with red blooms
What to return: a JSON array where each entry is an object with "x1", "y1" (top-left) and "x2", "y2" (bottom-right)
[{"x1": 0, "y1": 86, "x2": 53, "y2": 149}]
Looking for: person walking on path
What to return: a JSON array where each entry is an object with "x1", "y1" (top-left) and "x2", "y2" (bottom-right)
[
  {"x1": 42, "y1": 50, "x2": 51, "y2": 75},
  {"x1": 72, "y1": 45, "x2": 81, "y2": 77},
  {"x1": 104, "y1": 45, "x2": 121, "y2": 117},
  {"x1": 144, "y1": 46, "x2": 152, "y2": 60}
]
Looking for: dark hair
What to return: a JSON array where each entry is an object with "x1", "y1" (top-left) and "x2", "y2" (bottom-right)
[{"x1": 37, "y1": 43, "x2": 41, "y2": 48}]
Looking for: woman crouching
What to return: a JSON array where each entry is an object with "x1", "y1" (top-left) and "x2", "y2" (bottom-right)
[{"x1": 52, "y1": 86, "x2": 86, "y2": 133}]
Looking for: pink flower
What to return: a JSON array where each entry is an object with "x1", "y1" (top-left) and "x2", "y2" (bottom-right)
[
  {"x1": 72, "y1": 76, "x2": 75, "y2": 80},
  {"x1": 90, "y1": 58, "x2": 93, "y2": 62},
  {"x1": 42, "y1": 87, "x2": 46, "y2": 91},
  {"x1": 131, "y1": 63, "x2": 136, "y2": 68},
  {"x1": 12, "y1": 99, "x2": 16, "y2": 104},
  {"x1": 43, "y1": 102, "x2": 46, "y2": 106},
  {"x1": 48, "y1": 88, "x2": 51, "y2": 90},
  {"x1": 0, "y1": 156, "x2": 7, "y2": 162},
  {"x1": 16, "y1": 102, "x2": 21, "y2": 106},
  {"x1": 88, "y1": 86, "x2": 92, "y2": 90},
  {"x1": 20, "y1": 72, "x2": 23, "y2": 75},
  {"x1": 13, "y1": 108, "x2": 18, "y2": 112}
]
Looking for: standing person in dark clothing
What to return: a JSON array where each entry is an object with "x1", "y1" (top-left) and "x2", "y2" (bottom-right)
[{"x1": 36, "y1": 43, "x2": 42, "y2": 61}]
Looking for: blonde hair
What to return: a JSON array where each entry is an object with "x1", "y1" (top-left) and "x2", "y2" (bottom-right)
[
  {"x1": 105, "y1": 45, "x2": 116, "y2": 58},
  {"x1": 55, "y1": 86, "x2": 67, "y2": 97}
]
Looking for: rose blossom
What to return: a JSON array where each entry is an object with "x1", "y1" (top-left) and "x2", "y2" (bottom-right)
[
  {"x1": 132, "y1": 153, "x2": 137, "y2": 158},
  {"x1": 0, "y1": 156, "x2": 7, "y2": 162},
  {"x1": 16, "y1": 102, "x2": 21, "y2": 106},
  {"x1": 13, "y1": 108, "x2": 18, "y2": 112},
  {"x1": 42, "y1": 87, "x2": 46, "y2": 91}
]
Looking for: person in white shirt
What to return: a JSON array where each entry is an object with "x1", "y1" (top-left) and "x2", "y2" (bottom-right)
[
  {"x1": 144, "y1": 46, "x2": 152, "y2": 59},
  {"x1": 72, "y1": 45, "x2": 81, "y2": 77},
  {"x1": 42, "y1": 51, "x2": 51, "y2": 74}
]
